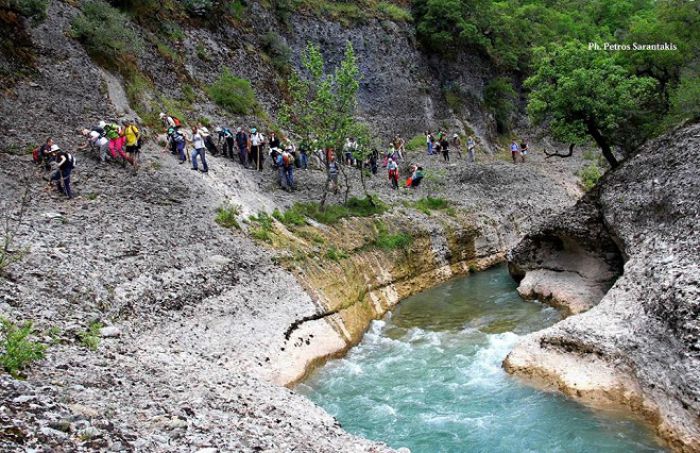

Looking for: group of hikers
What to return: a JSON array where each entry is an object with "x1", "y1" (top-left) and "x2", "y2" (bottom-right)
[
  {"x1": 425, "y1": 130, "x2": 478, "y2": 163},
  {"x1": 510, "y1": 138, "x2": 529, "y2": 163},
  {"x1": 32, "y1": 110, "x2": 500, "y2": 199}
]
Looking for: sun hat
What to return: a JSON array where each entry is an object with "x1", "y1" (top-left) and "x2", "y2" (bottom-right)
[{"x1": 50, "y1": 144, "x2": 61, "y2": 152}]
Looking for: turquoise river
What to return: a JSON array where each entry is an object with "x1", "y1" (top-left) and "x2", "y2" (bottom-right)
[{"x1": 298, "y1": 265, "x2": 666, "y2": 452}]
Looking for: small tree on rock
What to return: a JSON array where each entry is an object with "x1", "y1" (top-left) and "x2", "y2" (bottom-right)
[{"x1": 280, "y1": 42, "x2": 361, "y2": 207}]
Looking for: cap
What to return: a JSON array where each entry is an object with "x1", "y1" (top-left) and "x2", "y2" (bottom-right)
[
  {"x1": 98, "y1": 120, "x2": 106, "y2": 128},
  {"x1": 215, "y1": 127, "x2": 222, "y2": 132},
  {"x1": 50, "y1": 144, "x2": 61, "y2": 152},
  {"x1": 251, "y1": 128, "x2": 257, "y2": 133},
  {"x1": 159, "y1": 112, "x2": 166, "y2": 119}
]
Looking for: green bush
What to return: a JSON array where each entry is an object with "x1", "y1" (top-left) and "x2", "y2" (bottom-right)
[
  {"x1": 78, "y1": 322, "x2": 102, "y2": 351},
  {"x1": 183, "y1": 0, "x2": 212, "y2": 16},
  {"x1": 377, "y1": 2, "x2": 412, "y2": 22},
  {"x1": 207, "y1": 69, "x2": 258, "y2": 115},
  {"x1": 227, "y1": 0, "x2": 246, "y2": 20},
  {"x1": 0, "y1": 318, "x2": 46, "y2": 378},
  {"x1": 412, "y1": 196, "x2": 450, "y2": 215},
  {"x1": 261, "y1": 32, "x2": 292, "y2": 73},
  {"x1": 325, "y1": 246, "x2": 349, "y2": 261},
  {"x1": 406, "y1": 134, "x2": 425, "y2": 151},
  {"x1": 9, "y1": 0, "x2": 49, "y2": 22},
  {"x1": 249, "y1": 212, "x2": 275, "y2": 243},
  {"x1": 484, "y1": 77, "x2": 516, "y2": 134},
  {"x1": 70, "y1": 0, "x2": 143, "y2": 66},
  {"x1": 578, "y1": 163, "x2": 602, "y2": 191},
  {"x1": 288, "y1": 196, "x2": 387, "y2": 225},
  {"x1": 272, "y1": 208, "x2": 307, "y2": 228},
  {"x1": 215, "y1": 204, "x2": 241, "y2": 229},
  {"x1": 373, "y1": 221, "x2": 412, "y2": 250}
]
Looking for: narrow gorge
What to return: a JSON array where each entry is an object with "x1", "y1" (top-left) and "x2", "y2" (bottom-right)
[{"x1": 0, "y1": 0, "x2": 698, "y2": 452}]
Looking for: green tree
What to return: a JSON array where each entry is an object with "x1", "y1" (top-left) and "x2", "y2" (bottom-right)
[
  {"x1": 526, "y1": 43, "x2": 658, "y2": 168},
  {"x1": 280, "y1": 42, "x2": 361, "y2": 207}
]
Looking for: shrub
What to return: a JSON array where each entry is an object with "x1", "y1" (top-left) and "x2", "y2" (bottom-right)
[
  {"x1": 484, "y1": 77, "x2": 516, "y2": 134},
  {"x1": 325, "y1": 246, "x2": 348, "y2": 261},
  {"x1": 373, "y1": 221, "x2": 412, "y2": 250},
  {"x1": 0, "y1": 318, "x2": 46, "y2": 378},
  {"x1": 183, "y1": 0, "x2": 212, "y2": 16},
  {"x1": 377, "y1": 2, "x2": 412, "y2": 22},
  {"x1": 207, "y1": 69, "x2": 258, "y2": 115},
  {"x1": 272, "y1": 208, "x2": 306, "y2": 228},
  {"x1": 215, "y1": 204, "x2": 241, "y2": 229},
  {"x1": 9, "y1": 0, "x2": 49, "y2": 22},
  {"x1": 227, "y1": 0, "x2": 246, "y2": 20},
  {"x1": 69, "y1": 0, "x2": 143, "y2": 67},
  {"x1": 261, "y1": 32, "x2": 292, "y2": 73},
  {"x1": 249, "y1": 212, "x2": 275, "y2": 243},
  {"x1": 443, "y1": 84, "x2": 464, "y2": 111},
  {"x1": 406, "y1": 134, "x2": 425, "y2": 151},
  {"x1": 288, "y1": 196, "x2": 387, "y2": 225},
  {"x1": 78, "y1": 322, "x2": 102, "y2": 351},
  {"x1": 578, "y1": 163, "x2": 602, "y2": 191},
  {"x1": 412, "y1": 196, "x2": 450, "y2": 215}
]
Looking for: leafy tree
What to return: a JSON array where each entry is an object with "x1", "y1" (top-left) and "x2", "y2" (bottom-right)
[
  {"x1": 484, "y1": 77, "x2": 517, "y2": 134},
  {"x1": 280, "y1": 42, "x2": 361, "y2": 207},
  {"x1": 526, "y1": 43, "x2": 658, "y2": 168}
]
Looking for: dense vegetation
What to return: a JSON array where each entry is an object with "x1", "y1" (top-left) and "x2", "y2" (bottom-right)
[{"x1": 414, "y1": 0, "x2": 700, "y2": 159}]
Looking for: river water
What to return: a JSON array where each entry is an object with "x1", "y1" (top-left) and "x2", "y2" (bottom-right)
[{"x1": 298, "y1": 265, "x2": 665, "y2": 452}]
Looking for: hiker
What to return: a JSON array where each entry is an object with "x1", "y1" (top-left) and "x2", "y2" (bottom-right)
[
  {"x1": 33, "y1": 137, "x2": 55, "y2": 170},
  {"x1": 344, "y1": 137, "x2": 357, "y2": 166},
  {"x1": 299, "y1": 142, "x2": 309, "y2": 170},
  {"x1": 277, "y1": 149, "x2": 295, "y2": 191},
  {"x1": 440, "y1": 136, "x2": 450, "y2": 162},
  {"x1": 387, "y1": 157, "x2": 399, "y2": 190},
  {"x1": 190, "y1": 127, "x2": 208, "y2": 173},
  {"x1": 124, "y1": 119, "x2": 141, "y2": 166},
  {"x1": 328, "y1": 155, "x2": 339, "y2": 194},
  {"x1": 369, "y1": 149, "x2": 379, "y2": 175},
  {"x1": 426, "y1": 131, "x2": 433, "y2": 155},
  {"x1": 49, "y1": 145, "x2": 75, "y2": 199},
  {"x1": 250, "y1": 128, "x2": 265, "y2": 171},
  {"x1": 216, "y1": 127, "x2": 234, "y2": 159},
  {"x1": 235, "y1": 127, "x2": 248, "y2": 166},
  {"x1": 393, "y1": 134, "x2": 405, "y2": 160},
  {"x1": 510, "y1": 139, "x2": 520, "y2": 164},
  {"x1": 198, "y1": 125, "x2": 218, "y2": 156},
  {"x1": 269, "y1": 132, "x2": 282, "y2": 168},
  {"x1": 79, "y1": 129, "x2": 109, "y2": 162},
  {"x1": 467, "y1": 136, "x2": 476, "y2": 163},
  {"x1": 452, "y1": 133, "x2": 463, "y2": 159},
  {"x1": 405, "y1": 164, "x2": 424, "y2": 188},
  {"x1": 159, "y1": 112, "x2": 176, "y2": 129},
  {"x1": 105, "y1": 122, "x2": 133, "y2": 166},
  {"x1": 173, "y1": 126, "x2": 187, "y2": 163},
  {"x1": 520, "y1": 139, "x2": 529, "y2": 163}
]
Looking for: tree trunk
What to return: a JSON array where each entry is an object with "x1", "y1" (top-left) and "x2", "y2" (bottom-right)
[
  {"x1": 338, "y1": 163, "x2": 350, "y2": 204},
  {"x1": 587, "y1": 120, "x2": 619, "y2": 169}
]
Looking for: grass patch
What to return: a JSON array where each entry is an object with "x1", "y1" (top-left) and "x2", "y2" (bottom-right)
[
  {"x1": 377, "y1": 1, "x2": 412, "y2": 22},
  {"x1": 272, "y1": 208, "x2": 307, "y2": 228},
  {"x1": 215, "y1": 203, "x2": 241, "y2": 229},
  {"x1": 249, "y1": 211, "x2": 275, "y2": 243},
  {"x1": 227, "y1": 0, "x2": 246, "y2": 20},
  {"x1": 207, "y1": 69, "x2": 258, "y2": 115},
  {"x1": 287, "y1": 196, "x2": 387, "y2": 225},
  {"x1": 0, "y1": 318, "x2": 46, "y2": 378},
  {"x1": 411, "y1": 196, "x2": 451, "y2": 215},
  {"x1": 261, "y1": 32, "x2": 292, "y2": 73},
  {"x1": 406, "y1": 134, "x2": 425, "y2": 151},
  {"x1": 77, "y1": 321, "x2": 102, "y2": 351},
  {"x1": 297, "y1": 229, "x2": 325, "y2": 244},
  {"x1": 578, "y1": 163, "x2": 602, "y2": 191},
  {"x1": 325, "y1": 245, "x2": 348, "y2": 261},
  {"x1": 373, "y1": 221, "x2": 412, "y2": 250}
]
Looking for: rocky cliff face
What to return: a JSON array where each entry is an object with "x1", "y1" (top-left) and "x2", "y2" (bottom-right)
[
  {"x1": 504, "y1": 123, "x2": 700, "y2": 451},
  {"x1": 0, "y1": 1, "x2": 496, "y2": 152}
]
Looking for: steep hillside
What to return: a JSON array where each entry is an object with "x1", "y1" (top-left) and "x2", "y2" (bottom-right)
[
  {"x1": 0, "y1": 0, "x2": 497, "y2": 152},
  {"x1": 505, "y1": 122, "x2": 700, "y2": 451}
]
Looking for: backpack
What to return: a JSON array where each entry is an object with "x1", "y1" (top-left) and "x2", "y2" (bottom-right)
[
  {"x1": 282, "y1": 152, "x2": 292, "y2": 168},
  {"x1": 172, "y1": 117, "x2": 182, "y2": 127},
  {"x1": 32, "y1": 146, "x2": 41, "y2": 163}
]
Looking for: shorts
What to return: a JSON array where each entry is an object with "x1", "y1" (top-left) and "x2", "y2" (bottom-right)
[
  {"x1": 521, "y1": 150, "x2": 528, "y2": 155},
  {"x1": 126, "y1": 145, "x2": 140, "y2": 154}
]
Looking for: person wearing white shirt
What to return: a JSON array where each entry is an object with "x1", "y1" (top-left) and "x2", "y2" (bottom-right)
[{"x1": 190, "y1": 127, "x2": 208, "y2": 173}]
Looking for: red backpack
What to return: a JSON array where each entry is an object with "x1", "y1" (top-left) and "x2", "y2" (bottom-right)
[
  {"x1": 172, "y1": 117, "x2": 182, "y2": 127},
  {"x1": 32, "y1": 146, "x2": 41, "y2": 163}
]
